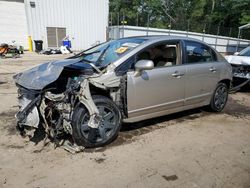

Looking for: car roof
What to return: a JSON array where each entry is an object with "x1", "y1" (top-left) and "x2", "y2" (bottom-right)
[{"x1": 120, "y1": 35, "x2": 202, "y2": 43}]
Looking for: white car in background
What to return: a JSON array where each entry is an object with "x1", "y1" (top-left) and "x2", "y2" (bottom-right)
[{"x1": 225, "y1": 46, "x2": 250, "y2": 80}]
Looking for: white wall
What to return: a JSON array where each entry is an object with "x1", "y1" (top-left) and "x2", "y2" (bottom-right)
[
  {"x1": 24, "y1": 0, "x2": 109, "y2": 51},
  {"x1": 0, "y1": 0, "x2": 28, "y2": 48}
]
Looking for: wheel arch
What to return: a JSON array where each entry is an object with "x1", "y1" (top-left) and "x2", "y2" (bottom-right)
[{"x1": 218, "y1": 79, "x2": 231, "y2": 89}]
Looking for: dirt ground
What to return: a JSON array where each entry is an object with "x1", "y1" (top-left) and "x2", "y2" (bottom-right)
[{"x1": 0, "y1": 52, "x2": 250, "y2": 188}]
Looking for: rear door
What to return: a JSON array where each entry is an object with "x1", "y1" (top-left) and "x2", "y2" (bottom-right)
[{"x1": 184, "y1": 40, "x2": 220, "y2": 106}]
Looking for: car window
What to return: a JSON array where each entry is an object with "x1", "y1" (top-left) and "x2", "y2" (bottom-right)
[
  {"x1": 136, "y1": 41, "x2": 180, "y2": 68},
  {"x1": 116, "y1": 40, "x2": 181, "y2": 75},
  {"x1": 185, "y1": 41, "x2": 216, "y2": 64},
  {"x1": 239, "y1": 46, "x2": 250, "y2": 56},
  {"x1": 74, "y1": 38, "x2": 147, "y2": 67}
]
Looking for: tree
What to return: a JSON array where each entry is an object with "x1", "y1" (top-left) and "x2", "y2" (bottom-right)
[{"x1": 109, "y1": 0, "x2": 250, "y2": 39}]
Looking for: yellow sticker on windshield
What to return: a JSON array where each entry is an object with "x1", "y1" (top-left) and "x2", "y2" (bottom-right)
[{"x1": 115, "y1": 47, "x2": 128, "y2": 54}]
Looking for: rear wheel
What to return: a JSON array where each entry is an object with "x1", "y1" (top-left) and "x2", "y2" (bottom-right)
[
  {"x1": 209, "y1": 83, "x2": 228, "y2": 112},
  {"x1": 72, "y1": 95, "x2": 122, "y2": 148}
]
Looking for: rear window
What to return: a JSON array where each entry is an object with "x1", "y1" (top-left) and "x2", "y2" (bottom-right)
[{"x1": 185, "y1": 41, "x2": 217, "y2": 64}]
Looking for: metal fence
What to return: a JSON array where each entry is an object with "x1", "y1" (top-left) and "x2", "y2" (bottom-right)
[
  {"x1": 109, "y1": 13, "x2": 250, "y2": 40},
  {"x1": 109, "y1": 25, "x2": 250, "y2": 54}
]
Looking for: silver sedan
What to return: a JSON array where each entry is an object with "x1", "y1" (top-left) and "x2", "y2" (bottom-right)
[{"x1": 14, "y1": 36, "x2": 232, "y2": 148}]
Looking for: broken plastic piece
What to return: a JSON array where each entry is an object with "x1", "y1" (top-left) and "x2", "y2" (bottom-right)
[{"x1": 63, "y1": 140, "x2": 85, "y2": 154}]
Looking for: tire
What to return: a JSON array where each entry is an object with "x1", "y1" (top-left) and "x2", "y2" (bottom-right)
[
  {"x1": 72, "y1": 95, "x2": 122, "y2": 148},
  {"x1": 208, "y1": 82, "x2": 228, "y2": 112}
]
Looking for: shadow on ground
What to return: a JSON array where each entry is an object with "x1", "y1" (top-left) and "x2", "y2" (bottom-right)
[
  {"x1": 87, "y1": 95, "x2": 250, "y2": 152},
  {"x1": 1, "y1": 94, "x2": 249, "y2": 153}
]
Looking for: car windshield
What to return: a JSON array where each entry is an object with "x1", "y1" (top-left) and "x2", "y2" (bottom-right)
[
  {"x1": 79, "y1": 38, "x2": 147, "y2": 66},
  {"x1": 239, "y1": 46, "x2": 250, "y2": 56}
]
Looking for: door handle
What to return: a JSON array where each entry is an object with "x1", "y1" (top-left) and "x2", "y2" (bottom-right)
[
  {"x1": 172, "y1": 71, "x2": 184, "y2": 77},
  {"x1": 209, "y1": 67, "x2": 216, "y2": 72}
]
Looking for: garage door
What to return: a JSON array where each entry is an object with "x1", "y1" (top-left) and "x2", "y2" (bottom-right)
[
  {"x1": 46, "y1": 27, "x2": 66, "y2": 48},
  {"x1": 0, "y1": 1, "x2": 28, "y2": 48}
]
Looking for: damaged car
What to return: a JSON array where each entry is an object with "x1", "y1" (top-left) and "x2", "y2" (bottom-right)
[
  {"x1": 14, "y1": 36, "x2": 232, "y2": 148},
  {"x1": 225, "y1": 46, "x2": 250, "y2": 87}
]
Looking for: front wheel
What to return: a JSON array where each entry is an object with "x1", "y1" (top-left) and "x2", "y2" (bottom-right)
[
  {"x1": 209, "y1": 83, "x2": 228, "y2": 112},
  {"x1": 72, "y1": 95, "x2": 122, "y2": 148}
]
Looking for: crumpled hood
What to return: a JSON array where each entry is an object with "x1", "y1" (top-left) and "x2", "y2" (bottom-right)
[
  {"x1": 225, "y1": 55, "x2": 250, "y2": 66},
  {"x1": 13, "y1": 58, "x2": 82, "y2": 90}
]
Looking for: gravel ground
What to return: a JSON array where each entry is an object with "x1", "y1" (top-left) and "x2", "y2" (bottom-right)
[{"x1": 0, "y1": 52, "x2": 250, "y2": 188}]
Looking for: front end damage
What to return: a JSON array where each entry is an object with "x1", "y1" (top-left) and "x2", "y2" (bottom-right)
[
  {"x1": 13, "y1": 59, "x2": 124, "y2": 150},
  {"x1": 231, "y1": 64, "x2": 250, "y2": 80},
  {"x1": 225, "y1": 55, "x2": 250, "y2": 91},
  {"x1": 230, "y1": 64, "x2": 250, "y2": 91},
  {"x1": 13, "y1": 38, "x2": 148, "y2": 150}
]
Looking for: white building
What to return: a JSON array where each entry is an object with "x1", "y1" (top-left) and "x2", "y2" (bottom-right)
[
  {"x1": 0, "y1": 0, "x2": 28, "y2": 48},
  {"x1": 0, "y1": 0, "x2": 109, "y2": 51}
]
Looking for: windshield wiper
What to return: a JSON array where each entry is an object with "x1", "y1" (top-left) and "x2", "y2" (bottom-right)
[
  {"x1": 82, "y1": 51, "x2": 101, "y2": 56},
  {"x1": 95, "y1": 45, "x2": 110, "y2": 66},
  {"x1": 77, "y1": 51, "x2": 100, "y2": 57},
  {"x1": 80, "y1": 58, "x2": 94, "y2": 63},
  {"x1": 80, "y1": 50, "x2": 102, "y2": 63},
  {"x1": 70, "y1": 50, "x2": 101, "y2": 59}
]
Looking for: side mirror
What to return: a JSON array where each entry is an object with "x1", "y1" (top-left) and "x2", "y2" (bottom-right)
[
  {"x1": 234, "y1": 52, "x2": 240, "y2": 56},
  {"x1": 134, "y1": 60, "x2": 154, "y2": 76}
]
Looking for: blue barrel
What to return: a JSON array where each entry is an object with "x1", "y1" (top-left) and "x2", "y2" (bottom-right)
[{"x1": 62, "y1": 40, "x2": 71, "y2": 48}]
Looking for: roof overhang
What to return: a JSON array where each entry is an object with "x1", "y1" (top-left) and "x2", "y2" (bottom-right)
[{"x1": 239, "y1": 23, "x2": 250, "y2": 30}]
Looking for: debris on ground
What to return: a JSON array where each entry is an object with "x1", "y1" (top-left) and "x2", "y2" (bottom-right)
[
  {"x1": 39, "y1": 46, "x2": 72, "y2": 55},
  {"x1": 62, "y1": 140, "x2": 85, "y2": 154}
]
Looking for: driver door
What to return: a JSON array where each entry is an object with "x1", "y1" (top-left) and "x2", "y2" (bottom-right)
[{"x1": 126, "y1": 41, "x2": 186, "y2": 120}]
